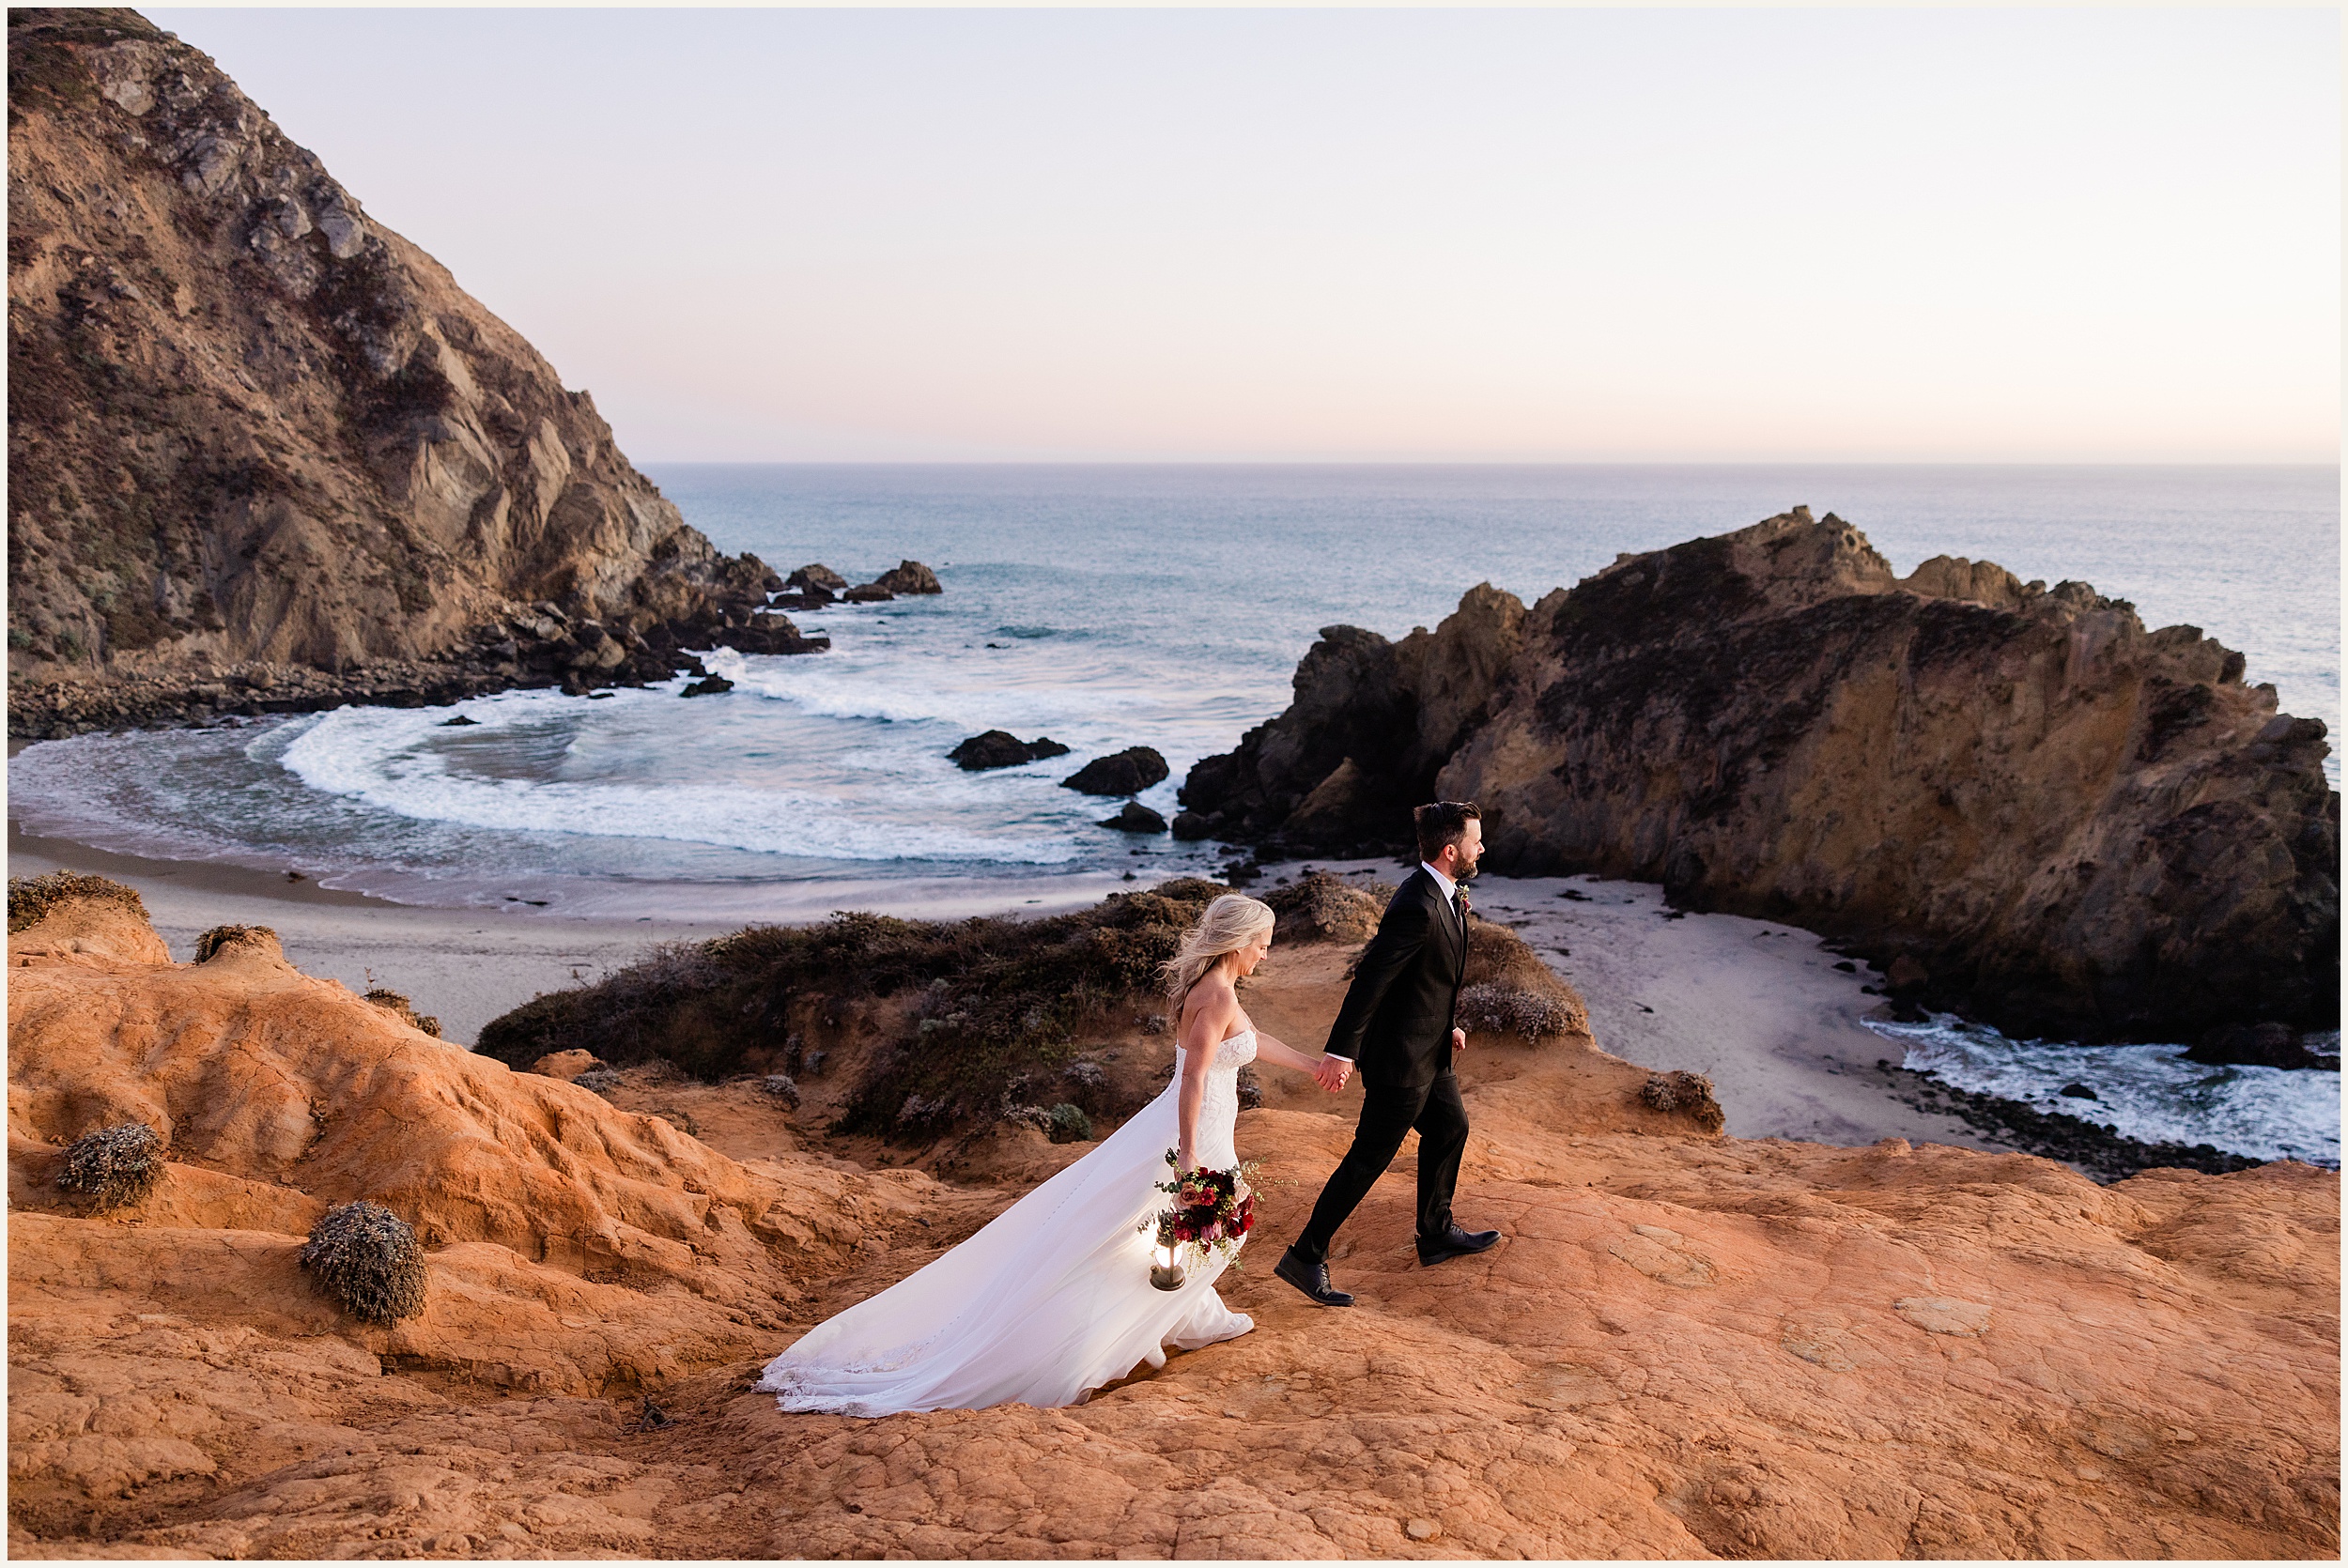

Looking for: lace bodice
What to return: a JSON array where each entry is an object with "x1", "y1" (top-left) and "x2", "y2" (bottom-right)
[{"x1": 1172, "y1": 1029, "x2": 1256, "y2": 1169}]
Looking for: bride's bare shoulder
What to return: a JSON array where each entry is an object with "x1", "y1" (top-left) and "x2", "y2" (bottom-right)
[{"x1": 1180, "y1": 977, "x2": 1241, "y2": 1041}]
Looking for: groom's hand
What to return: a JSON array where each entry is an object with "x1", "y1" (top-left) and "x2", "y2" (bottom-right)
[
  {"x1": 1314, "y1": 1054, "x2": 1353, "y2": 1092},
  {"x1": 1451, "y1": 1026, "x2": 1468, "y2": 1053}
]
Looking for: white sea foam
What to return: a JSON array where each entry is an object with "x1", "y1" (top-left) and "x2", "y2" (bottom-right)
[
  {"x1": 276, "y1": 697, "x2": 1085, "y2": 865},
  {"x1": 703, "y1": 646, "x2": 1155, "y2": 733},
  {"x1": 1866, "y1": 1013, "x2": 2340, "y2": 1167}
]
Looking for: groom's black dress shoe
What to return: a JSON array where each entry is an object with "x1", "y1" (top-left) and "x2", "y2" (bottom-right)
[
  {"x1": 1416, "y1": 1224, "x2": 1502, "y2": 1267},
  {"x1": 1274, "y1": 1247, "x2": 1354, "y2": 1307}
]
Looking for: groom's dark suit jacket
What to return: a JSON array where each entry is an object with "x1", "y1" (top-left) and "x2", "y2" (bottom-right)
[{"x1": 1323, "y1": 867, "x2": 1466, "y2": 1091}]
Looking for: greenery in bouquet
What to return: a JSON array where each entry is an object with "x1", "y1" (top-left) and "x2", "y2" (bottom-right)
[{"x1": 1142, "y1": 1148, "x2": 1259, "y2": 1268}]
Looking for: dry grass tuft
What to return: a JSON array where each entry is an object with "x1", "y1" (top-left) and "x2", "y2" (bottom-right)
[
  {"x1": 57, "y1": 1123, "x2": 162, "y2": 1212},
  {"x1": 8, "y1": 871, "x2": 147, "y2": 934},
  {"x1": 1641, "y1": 1069, "x2": 1726, "y2": 1133},
  {"x1": 193, "y1": 924, "x2": 276, "y2": 961},
  {"x1": 301, "y1": 1200, "x2": 428, "y2": 1324}
]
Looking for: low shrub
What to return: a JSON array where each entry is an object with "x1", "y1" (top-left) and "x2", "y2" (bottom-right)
[
  {"x1": 8, "y1": 871, "x2": 147, "y2": 933},
  {"x1": 301, "y1": 1200, "x2": 428, "y2": 1324},
  {"x1": 1043, "y1": 1102, "x2": 1092, "y2": 1143},
  {"x1": 1640, "y1": 1070, "x2": 1726, "y2": 1133},
  {"x1": 477, "y1": 880, "x2": 1235, "y2": 1142},
  {"x1": 57, "y1": 1122, "x2": 162, "y2": 1212},
  {"x1": 1457, "y1": 980, "x2": 1579, "y2": 1043},
  {"x1": 193, "y1": 924, "x2": 276, "y2": 961},
  {"x1": 364, "y1": 988, "x2": 442, "y2": 1038}
]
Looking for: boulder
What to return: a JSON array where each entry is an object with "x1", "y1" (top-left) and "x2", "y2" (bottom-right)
[
  {"x1": 786, "y1": 564, "x2": 849, "y2": 595},
  {"x1": 871, "y1": 561, "x2": 943, "y2": 595},
  {"x1": 1098, "y1": 803, "x2": 1167, "y2": 834},
  {"x1": 679, "y1": 676, "x2": 734, "y2": 698},
  {"x1": 1169, "y1": 811, "x2": 1214, "y2": 841},
  {"x1": 842, "y1": 584, "x2": 894, "y2": 604},
  {"x1": 1062, "y1": 747, "x2": 1170, "y2": 797},
  {"x1": 527, "y1": 1049, "x2": 607, "y2": 1083},
  {"x1": 949, "y1": 731, "x2": 1073, "y2": 771}
]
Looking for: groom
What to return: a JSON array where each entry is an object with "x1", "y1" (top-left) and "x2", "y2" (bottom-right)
[{"x1": 1274, "y1": 801, "x2": 1502, "y2": 1307}]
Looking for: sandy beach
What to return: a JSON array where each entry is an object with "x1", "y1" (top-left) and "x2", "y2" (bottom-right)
[
  {"x1": 1256, "y1": 856, "x2": 1994, "y2": 1152},
  {"x1": 8, "y1": 810, "x2": 1986, "y2": 1150}
]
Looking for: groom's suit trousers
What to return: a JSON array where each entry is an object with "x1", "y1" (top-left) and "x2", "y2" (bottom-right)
[{"x1": 1292, "y1": 1070, "x2": 1470, "y2": 1264}]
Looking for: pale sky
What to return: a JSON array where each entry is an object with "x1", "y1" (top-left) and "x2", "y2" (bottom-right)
[{"x1": 147, "y1": 7, "x2": 2339, "y2": 464}]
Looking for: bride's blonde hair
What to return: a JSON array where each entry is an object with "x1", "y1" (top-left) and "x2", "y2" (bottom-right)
[{"x1": 1160, "y1": 894, "x2": 1275, "y2": 1019}]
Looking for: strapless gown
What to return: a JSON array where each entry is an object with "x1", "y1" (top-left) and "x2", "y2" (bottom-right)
[{"x1": 757, "y1": 1031, "x2": 1259, "y2": 1415}]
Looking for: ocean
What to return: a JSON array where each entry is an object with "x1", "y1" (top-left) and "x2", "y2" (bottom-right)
[{"x1": 10, "y1": 464, "x2": 2337, "y2": 1159}]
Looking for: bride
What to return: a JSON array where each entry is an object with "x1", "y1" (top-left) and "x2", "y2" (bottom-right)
[{"x1": 757, "y1": 893, "x2": 1330, "y2": 1414}]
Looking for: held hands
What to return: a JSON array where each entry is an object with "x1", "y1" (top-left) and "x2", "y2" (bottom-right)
[{"x1": 1312, "y1": 1053, "x2": 1353, "y2": 1092}]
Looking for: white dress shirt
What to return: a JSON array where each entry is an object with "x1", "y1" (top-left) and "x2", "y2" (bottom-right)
[{"x1": 1421, "y1": 861, "x2": 1460, "y2": 921}]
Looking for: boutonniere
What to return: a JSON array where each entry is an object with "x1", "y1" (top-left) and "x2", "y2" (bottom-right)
[{"x1": 1458, "y1": 892, "x2": 1472, "y2": 919}]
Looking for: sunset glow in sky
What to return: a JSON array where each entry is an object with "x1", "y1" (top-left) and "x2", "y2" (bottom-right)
[{"x1": 149, "y1": 8, "x2": 2339, "y2": 464}]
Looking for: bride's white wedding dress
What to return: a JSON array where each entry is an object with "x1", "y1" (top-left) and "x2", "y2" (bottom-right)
[{"x1": 758, "y1": 1031, "x2": 1259, "y2": 1415}]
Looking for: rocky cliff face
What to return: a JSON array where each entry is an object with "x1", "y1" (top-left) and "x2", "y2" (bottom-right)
[
  {"x1": 7, "y1": 8, "x2": 809, "y2": 732},
  {"x1": 1182, "y1": 509, "x2": 2340, "y2": 1041}
]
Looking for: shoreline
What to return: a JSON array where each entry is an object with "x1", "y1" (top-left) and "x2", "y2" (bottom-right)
[
  {"x1": 6, "y1": 807, "x2": 1992, "y2": 1154},
  {"x1": 12, "y1": 821, "x2": 2311, "y2": 1174},
  {"x1": 1253, "y1": 856, "x2": 2000, "y2": 1154}
]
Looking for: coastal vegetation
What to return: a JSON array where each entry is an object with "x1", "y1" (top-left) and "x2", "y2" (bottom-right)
[{"x1": 476, "y1": 871, "x2": 1582, "y2": 1143}]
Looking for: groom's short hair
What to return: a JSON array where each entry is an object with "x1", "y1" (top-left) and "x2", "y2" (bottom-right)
[{"x1": 1413, "y1": 801, "x2": 1481, "y2": 862}]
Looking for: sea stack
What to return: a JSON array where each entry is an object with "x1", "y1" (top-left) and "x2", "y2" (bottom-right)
[{"x1": 1180, "y1": 509, "x2": 2340, "y2": 1042}]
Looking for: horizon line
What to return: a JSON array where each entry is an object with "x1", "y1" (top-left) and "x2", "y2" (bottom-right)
[{"x1": 631, "y1": 456, "x2": 2343, "y2": 470}]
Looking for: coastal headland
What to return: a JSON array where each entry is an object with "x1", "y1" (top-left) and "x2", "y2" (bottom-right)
[
  {"x1": 8, "y1": 873, "x2": 2338, "y2": 1557},
  {"x1": 4, "y1": 9, "x2": 947, "y2": 740},
  {"x1": 1182, "y1": 510, "x2": 2340, "y2": 1046}
]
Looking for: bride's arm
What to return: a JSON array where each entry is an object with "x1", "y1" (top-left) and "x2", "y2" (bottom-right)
[
  {"x1": 1248, "y1": 1029, "x2": 1325, "y2": 1076},
  {"x1": 1175, "y1": 993, "x2": 1231, "y2": 1171}
]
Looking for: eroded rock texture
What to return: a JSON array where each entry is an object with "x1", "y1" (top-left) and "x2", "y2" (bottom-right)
[
  {"x1": 7, "y1": 8, "x2": 810, "y2": 731},
  {"x1": 1182, "y1": 510, "x2": 2339, "y2": 1040},
  {"x1": 6, "y1": 884, "x2": 2337, "y2": 1558}
]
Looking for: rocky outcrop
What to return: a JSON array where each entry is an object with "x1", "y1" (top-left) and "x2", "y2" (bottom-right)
[
  {"x1": 870, "y1": 560, "x2": 942, "y2": 596},
  {"x1": 5, "y1": 9, "x2": 819, "y2": 736},
  {"x1": 1182, "y1": 510, "x2": 2340, "y2": 1041},
  {"x1": 947, "y1": 730, "x2": 1071, "y2": 771},
  {"x1": 1062, "y1": 746, "x2": 1171, "y2": 797},
  {"x1": 8, "y1": 878, "x2": 2337, "y2": 1557},
  {"x1": 1182, "y1": 581, "x2": 1525, "y2": 843}
]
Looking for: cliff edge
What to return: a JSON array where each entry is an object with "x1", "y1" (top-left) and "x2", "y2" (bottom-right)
[
  {"x1": 8, "y1": 878, "x2": 2336, "y2": 1557},
  {"x1": 8, "y1": 8, "x2": 814, "y2": 735},
  {"x1": 1180, "y1": 509, "x2": 2340, "y2": 1041}
]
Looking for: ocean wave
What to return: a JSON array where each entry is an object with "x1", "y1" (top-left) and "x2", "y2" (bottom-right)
[
  {"x1": 276, "y1": 701, "x2": 1086, "y2": 866},
  {"x1": 702, "y1": 648, "x2": 1166, "y2": 734},
  {"x1": 1866, "y1": 1013, "x2": 2340, "y2": 1168}
]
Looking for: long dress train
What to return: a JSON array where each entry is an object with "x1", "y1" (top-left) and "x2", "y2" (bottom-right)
[{"x1": 756, "y1": 1031, "x2": 1259, "y2": 1415}]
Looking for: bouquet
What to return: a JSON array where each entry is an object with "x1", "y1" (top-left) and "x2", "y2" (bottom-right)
[{"x1": 1141, "y1": 1150, "x2": 1258, "y2": 1290}]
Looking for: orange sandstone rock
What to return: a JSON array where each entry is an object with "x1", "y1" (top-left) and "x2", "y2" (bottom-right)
[{"x1": 7, "y1": 890, "x2": 2336, "y2": 1558}]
